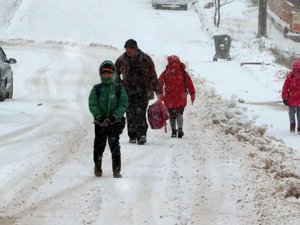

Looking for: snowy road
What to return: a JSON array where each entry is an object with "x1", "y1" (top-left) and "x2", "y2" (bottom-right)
[{"x1": 1, "y1": 41, "x2": 297, "y2": 225}]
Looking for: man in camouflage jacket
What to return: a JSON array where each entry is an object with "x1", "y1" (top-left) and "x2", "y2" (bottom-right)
[{"x1": 115, "y1": 39, "x2": 162, "y2": 145}]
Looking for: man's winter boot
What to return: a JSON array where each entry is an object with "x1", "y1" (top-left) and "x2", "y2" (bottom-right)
[
  {"x1": 137, "y1": 136, "x2": 147, "y2": 145},
  {"x1": 129, "y1": 138, "x2": 136, "y2": 144},
  {"x1": 298, "y1": 127, "x2": 300, "y2": 134},
  {"x1": 177, "y1": 129, "x2": 184, "y2": 138},
  {"x1": 94, "y1": 166, "x2": 102, "y2": 177},
  {"x1": 171, "y1": 129, "x2": 177, "y2": 138},
  {"x1": 290, "y1": 123, "x2": 296, "y2": 133},
  {"x1": 113, "y1": 171, "x2": 122, "y2": 178}
]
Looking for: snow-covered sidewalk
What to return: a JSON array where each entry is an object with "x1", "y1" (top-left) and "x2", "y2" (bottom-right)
[{"x1": 0, "y1": 0, "x2": 300, "y2": 224}]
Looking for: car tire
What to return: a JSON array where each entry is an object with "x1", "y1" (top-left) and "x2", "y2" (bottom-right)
[
  {"x1": 8, "y1": 83, "x2": 13, "y2": 99},
  {"x1": 155, "y1": 4, "x2": 161, "y2": 9},
  {"x1": 0, "y1": 83, "x2": 5, "y2": 101}
]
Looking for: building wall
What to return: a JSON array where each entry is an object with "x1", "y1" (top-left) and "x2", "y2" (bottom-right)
[{"x1": 268, "y1": 0, "x2": 300, "y2": 32}]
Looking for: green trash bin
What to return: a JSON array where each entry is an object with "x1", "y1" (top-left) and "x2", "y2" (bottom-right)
[{"x1": 213, "y1": 34, "x2": 232, "y2": 61}]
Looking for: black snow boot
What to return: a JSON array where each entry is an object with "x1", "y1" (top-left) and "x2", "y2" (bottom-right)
[
  {"x1": 129, "y1": 138, "x2": 136, "y2": 144},
  {"x1": 290, "y1": 123, "x2": 296, "y2": 133},
  {"x1": 94, "y1": 166, "x2": 102, "y2": 177},
  {"x1": 171, "y1": 129, "x2": 177, "y2": 138},
  {"x1": 177, "y1": 129, "x2": 184, "y2": 138},
  {"x1": 137, "y1": 136, "x2": 147, "y2": 145},
  {"x1": 113, "y1": 171, "x2": 122, "y2": 178}
]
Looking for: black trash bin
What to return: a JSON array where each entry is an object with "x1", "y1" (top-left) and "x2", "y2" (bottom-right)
[{"x1": 213, "y1": 34, "x2": 232, "y2": 61}]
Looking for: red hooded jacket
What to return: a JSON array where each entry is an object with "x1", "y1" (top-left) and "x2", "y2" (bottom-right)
[
  {"x1": 282, "y1": 69, "x2": 300, "y2": 107},
  {"x1": 159, "y1": 55, "x2": 195, "y2": 108}
]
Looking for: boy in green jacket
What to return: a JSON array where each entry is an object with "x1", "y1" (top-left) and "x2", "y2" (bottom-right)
[{"x1": 88, "y1": 60, "x2": 128, "y2": 178}]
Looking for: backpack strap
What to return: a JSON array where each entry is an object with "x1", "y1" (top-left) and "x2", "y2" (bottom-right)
[
  {"x1": 94, "y1": 83, "x2": 102, "y2": 99},
  {"x1": 115, "y1": 83, "x2": 122, "y2": 99}
]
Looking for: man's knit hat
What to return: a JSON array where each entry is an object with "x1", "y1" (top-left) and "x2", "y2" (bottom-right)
[{"x1": 124, "y1": 39, "x2": 138, "y2": 49}]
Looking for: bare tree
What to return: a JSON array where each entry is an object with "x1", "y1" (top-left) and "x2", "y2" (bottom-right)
[
  {"x1": 214, "y1": 0, "x2": 234, "y2": 28},
  {"x1": 258, "y1": 0, "x2": 267, "y2": 37}
]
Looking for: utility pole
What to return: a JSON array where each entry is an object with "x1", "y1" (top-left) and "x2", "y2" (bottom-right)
[{"x1": 258, "y1": 0, "x2": 268, "y2": 37}]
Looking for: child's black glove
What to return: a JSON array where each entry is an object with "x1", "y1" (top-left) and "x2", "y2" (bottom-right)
[
  {"x1": 283, "y1": 99, "x2": 288, "y2": 106},
  {"x1": 109, "y1": 115, "x2": 117, "y2": 123}
]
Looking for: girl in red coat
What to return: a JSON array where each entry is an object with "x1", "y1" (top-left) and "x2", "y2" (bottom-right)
[
  {"x1": 282, "y1": 60, "x2": 300, "y2": 133},
  {"x1": 159, "y1": 55, "x2": 196, "y2": 138}
]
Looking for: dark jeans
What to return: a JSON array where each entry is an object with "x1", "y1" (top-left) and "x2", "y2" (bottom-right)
[
  {"x1": 168, "y1": 107, "x2": 185, "y2": 130},
  {"x1": 167, "y1": 107, "x2": 185, "y2": 119},
  {"x1": 93, "y1": 124, "x2": 121, "y2": 172},
  {"x1": 126, "y1": 95, "x2": 149, "y2": 140},
  {"x1": 289, "y1": 106, "x2": 300, "y2": 127}
]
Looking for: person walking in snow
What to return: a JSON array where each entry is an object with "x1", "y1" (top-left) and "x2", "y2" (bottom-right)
[
  {"x1": 88, "y1": 60, "x2": 128, "y2": 178},
  {"x1": 159, "y1": 55, "x2": 196, "y2": 138},
  {"x1": 115, "y1": 39, "x2": 162, "y2": 145},
  {"x1": 282, "y1": 60, "x2": 300, "y2": 134}
]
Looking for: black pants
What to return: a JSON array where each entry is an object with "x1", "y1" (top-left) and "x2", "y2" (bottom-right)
[
  {"x1": 126, "y1": 95, "x2": 149, "y2": 140},
  {"x1": 93, "y1": 124, "x2": 121, "y2": 172}
]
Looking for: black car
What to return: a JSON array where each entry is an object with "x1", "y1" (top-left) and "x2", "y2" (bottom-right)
[{"x1": 0, "y1": 46, "x2": 17, "y2": 101}]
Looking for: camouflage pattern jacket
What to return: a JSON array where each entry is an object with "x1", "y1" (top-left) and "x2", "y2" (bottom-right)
[{"x1": 115, "y1": 49, "x2": 162, "y2": 100}]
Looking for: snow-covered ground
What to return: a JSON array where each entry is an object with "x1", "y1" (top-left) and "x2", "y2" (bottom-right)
[{"x1": 0, "y1": 0, "x2": 300, "y2": 224}]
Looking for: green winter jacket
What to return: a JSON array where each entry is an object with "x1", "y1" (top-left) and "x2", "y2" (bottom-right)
[{"x1": 88, "y1": 60, "x2": 128, "y2": 119}]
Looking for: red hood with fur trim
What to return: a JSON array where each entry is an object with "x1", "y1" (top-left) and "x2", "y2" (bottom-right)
[{"x1": 159, "y1": 58, "x2": 195, "y2": 108}]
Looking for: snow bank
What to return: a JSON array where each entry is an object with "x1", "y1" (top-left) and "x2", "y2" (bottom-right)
[{"x1": 192, "y1": 1, "x2": 300, "y2": 223}]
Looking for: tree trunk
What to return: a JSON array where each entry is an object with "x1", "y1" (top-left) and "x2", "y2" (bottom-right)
[
  {"x1": 217, "y1": 0, "x2": 220, "y2": 28},
  {"x1": 258, "y1": 0, "x2": 267, "y2": 37},
  {"x1": 214, "y1": 0, "x2": 221, "y2": 28},
  {"x1": 214, "y1": 0, "x2": 217, "y2": 26}
]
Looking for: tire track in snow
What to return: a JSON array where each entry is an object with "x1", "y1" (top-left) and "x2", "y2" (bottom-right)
[{"x1": 0, "y1": 0, "x2": 22, "y2": 27}]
